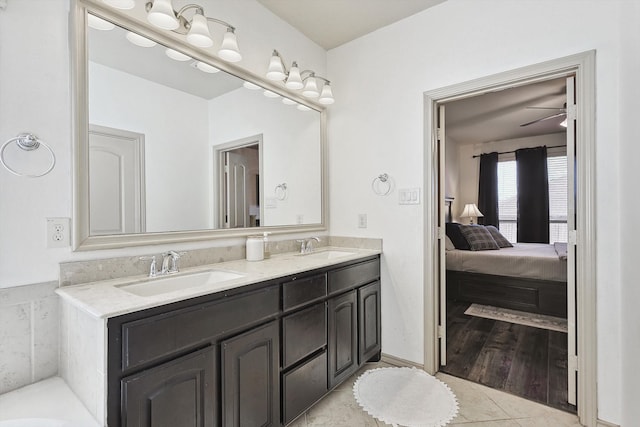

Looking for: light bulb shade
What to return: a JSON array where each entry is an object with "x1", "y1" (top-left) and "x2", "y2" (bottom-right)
[
  {"x1": 88, "y1": 14, "x2": 115, "y2": 30},
  {"x1": 318, "y1": 83, "x2": 335, "y2": 105},
  {"x1": 147, "y1": 0, "x2": 179, "y2": 30},
  {"x1": 460, "y1": 203, "x2": 484, "y2": 218},
  {"x1": 165, "y1": 48, "x2": 190, "y2": 61},
  {"x1": 302, "y1": 77, "x2": 319, "y2": 98},
  {"x1": 243, "y1": 81, "x2": 261, "y2": 90},
  {"x1": 195, "y1": 61, "x2": 219, "y2": 73},
  {"x1": 285, "y1": 63, "x2": 303, "y2": 89},
  {"x1": 218, "y1": 29, "x2": 242, "y2": 62},
  {"x1": 102, "y1": 0, "x2": 135, "y2": 9},
  {"x1": 186, "y1": 12, "x2": 213, "y2": 48},
  {"x1": 126, "y1": 31, "x2": 156, "y2": 47},
  {"x1": 297, "y1": 104, "x2": 312, "y2": 112},
  {"x1": 266, "y1": 52, "x2": 286, "y2": 81},
  {"x1": 263, "y1": 90, "x2": 280, "y2": 98},
  {"x1": 282, "y1": 98, "x2": 297, "y2": 105}
]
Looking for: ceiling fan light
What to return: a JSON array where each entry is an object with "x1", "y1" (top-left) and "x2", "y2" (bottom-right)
[
  {"x1": 126, "y1": 31, "x2": 157, "y2": 47},
  {"x1": 165, "y1": 48, "x2": 190, "y2": 61},
  {"x1": 88, "y1": 14, "x2": 115, "y2": 31},
  {"x1": 102, "y1": 0, "x2": 135, "y2": 9},
  {"x1": 186, "y1": 11, "x2": 213, "y2": 48},
  {"x1": 218, "y1": 29, "x2": 242, "y2": 62},
  {"x1": 318, "y1": 83, "x2": 335, "y2": 105},
  {"x1": 302, "y1": 77, "x2": 319, "y2": 98},
  {"x1": 266, "y1": 51, "x2": 286, "y2": 81},
  {"x1": 285, "y1": 62, "x2": 303, "y2": 90},
  {"x1": 147, "y1": 0, "x2": 179, "y2": 30}
]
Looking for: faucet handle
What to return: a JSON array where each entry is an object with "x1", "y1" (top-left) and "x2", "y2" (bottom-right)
[{"x1": 139, "y1": 256, "x2": 157, "y2": 277}]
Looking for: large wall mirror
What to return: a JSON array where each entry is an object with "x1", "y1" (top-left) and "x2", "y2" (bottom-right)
[{"x1": 72, "y1": 0, "x2": 326, "y2": 250}]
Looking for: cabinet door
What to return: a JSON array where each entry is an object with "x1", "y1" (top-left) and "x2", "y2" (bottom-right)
[
  {"x1": 327, "y1": 290, "x2": 358, "y2": 388},
  {"x1": 221, "y1": 320, "x2": 280, "y2": 427},
  {"x1": 121, "y1": 346, "x2": 215, "y2": 427},
  {"x1": 359, "y1": 281, "x2": 381, "y2": 364}
]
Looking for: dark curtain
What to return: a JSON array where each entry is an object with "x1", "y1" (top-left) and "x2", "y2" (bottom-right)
[
  {"x1": 516, "y1": 146, "x2": 549, "y2": 243},
  {"x1": 477, "y1": 152, "x2": 499, "y2": 227}
]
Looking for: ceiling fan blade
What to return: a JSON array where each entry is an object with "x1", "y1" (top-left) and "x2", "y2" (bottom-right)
[{"x1": 520, "y1": 112, "x2": 566, "y2": 127}]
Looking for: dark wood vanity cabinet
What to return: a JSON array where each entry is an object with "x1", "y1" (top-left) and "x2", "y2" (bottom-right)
[{"x1": 107, "y1": 255, "x2": 380, "y2": 427}]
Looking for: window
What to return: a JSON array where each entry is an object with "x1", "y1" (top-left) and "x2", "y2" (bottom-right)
[{"x1": 497, "y1": 155, "x2": 568, "y2": 243}]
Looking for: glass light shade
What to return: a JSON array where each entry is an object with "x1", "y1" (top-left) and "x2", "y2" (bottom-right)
[
  {"x1": 318, "y1": 83, "x2": 335, "y2": 105},
  {"x1": 195, "y1": 61, "x2": 219, "y2": 73},
  {"x1": 126, "y1": 31, "x2": 157, "y2": 47},
  {"x1": 147, "y1": 0, "x2": 179, "y2": 30},
  {"x1": 263, "y1": 90, "x2": 280, "y2": 98},
  {"x1": 218, "y1": 30, "x2": 242, "y2": 62},
  {"x1": 88, "y1": 14, "x2": 115, "y2": 31},
  {"x1": 302, "y1": 77, "x2": 319, "y2": 98},
  {"x1": 297, "y1": 104, "x2": 312, "y2": 112},
  {"x1": 285, "y1": 63, "x2": 303, "y2": 89},
  {"x1": 165, "y1": 48, "x2": 190, "y2": 61},
  {"x1": 266, "y1": 52, "x2": 286, "y2": 81},
  {"x1": 102, "y1": 0, "x2": 135, "y2": 9},
  {"x1": 243, "y1": 81, "x2": 261, "y2": 90},
  {"x1": 186, "y1": 12, "x2": 213, "y2": 48},
  {"x1": 282, "y1": 98, "x2": 297, "y2": 105}
]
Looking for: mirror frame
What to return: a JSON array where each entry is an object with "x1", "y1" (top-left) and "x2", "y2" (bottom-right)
[{"x1": 71, "y1": 0, "x2": 328, "y2": 251}]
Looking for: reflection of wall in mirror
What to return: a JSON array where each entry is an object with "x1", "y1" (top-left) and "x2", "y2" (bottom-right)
[
  {"x1": 208, "y1": 88, "x2": 322, "y2": 227},
  {"x1": 89, "y1": 61, "x2": 211, "y2": 233}
]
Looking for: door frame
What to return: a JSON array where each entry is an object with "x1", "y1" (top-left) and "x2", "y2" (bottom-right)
[{"x1": 422, "y1": 51, "x2": 597, "y2": 426}]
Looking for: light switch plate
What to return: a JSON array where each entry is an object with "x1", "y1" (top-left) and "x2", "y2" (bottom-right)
[{"x1": 399, "y1": 188, "x2": 421, "y2": 205}]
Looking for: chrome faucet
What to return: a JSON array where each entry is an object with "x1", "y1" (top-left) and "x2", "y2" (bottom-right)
[
  {"x1": 161, "y1": 250, "x2": 186, "y2": 275},
  {"x1": 296, "y1": 237, "x2": 321, "y2": 254}
]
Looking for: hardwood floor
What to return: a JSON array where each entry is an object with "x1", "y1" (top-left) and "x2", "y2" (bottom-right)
[{"x1": 441, "y1": 300, "x2": 576, "y2": 413}]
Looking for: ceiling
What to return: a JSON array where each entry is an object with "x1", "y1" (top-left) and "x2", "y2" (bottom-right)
[
  {"x1": 257, "y1": 0, "x2": 446, "y2": 50},
  {"x1": 445, "y1": 78, "x2": 568, "y2": 145}
]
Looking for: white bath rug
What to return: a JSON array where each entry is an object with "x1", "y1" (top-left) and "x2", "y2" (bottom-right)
[
  {"x1": 464, "y1": 303, "x2": 568, "y2": 333},
  {"x1": 353, "y1": 367, "x2": 459, "y2": 427}
]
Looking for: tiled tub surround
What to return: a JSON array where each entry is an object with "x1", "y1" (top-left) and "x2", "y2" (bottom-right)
[
  {"x1": 0, "y1": 281, "x2": 59, "y2": 395},
  {"x1": 56, "y1": 243, "x2": 381, "y2": 425}
]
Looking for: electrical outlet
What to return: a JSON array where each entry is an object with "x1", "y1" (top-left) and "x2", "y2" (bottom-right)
[
  {"x1": 358, "y1": 214, "x2": 367, "y2": 228},
  {"x1": 47, "y1": 217, "x2": 70, "y2": 248}
]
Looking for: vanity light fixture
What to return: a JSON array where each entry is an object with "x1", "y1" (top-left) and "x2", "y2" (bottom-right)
[
  {"x1": 195, "y1": 61, "x2": 219, "y2": 73},
  {"x1": 126, "y1": 31, "x2": 157, "y2": 47},
  {"x1": 243, "y1": 81, "x2": 261, "y2": 90},
  {"x1": 102, "y1": 0, "x2": 135, "y2": 9},
  {"x1": 263, "y1": 90, "x2": 280, "y2": 99},
  {"x1": 145, "y1": 0, "x2": 242, "y2": 62},
  {"x1": 282, "y1": 98, "x2": 297, "y2": 105},
  {"x1": 88, "y1": 14, "x2": 115, "y2": 30},
  {"x1": 266, "y1": 50, "x2": 335, "y2": 105},
  {"x1": 165, "y1": 48, "x2": 190, "y2": 61}
]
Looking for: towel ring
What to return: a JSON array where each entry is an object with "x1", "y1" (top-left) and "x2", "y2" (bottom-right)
[
  {"x1": 274, "y1": 183, "x2": 288, "y2": 200},
  {"x1": 371, "y1": 173, "x2": 392, "y2": 196},
  {"x1": 1, "y1": 133, "x2": 56, "y2": 178}
]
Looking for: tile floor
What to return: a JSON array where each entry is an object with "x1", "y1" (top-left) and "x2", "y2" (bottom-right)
[{"x1": 289, "y1": 361, "x2": 583, "y2": 427}]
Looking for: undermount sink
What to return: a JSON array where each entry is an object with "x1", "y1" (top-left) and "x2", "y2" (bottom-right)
[
  {"x1": 117, "y1": 270, "x2": 244, "y2": 297},
  {"x1": 297, "y1": 250, "x2": 356, "y2": 260}
]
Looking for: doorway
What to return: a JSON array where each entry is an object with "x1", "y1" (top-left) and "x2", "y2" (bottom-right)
[{"x1": 423, "y1": 52, "x2": 597, "y2": 427}]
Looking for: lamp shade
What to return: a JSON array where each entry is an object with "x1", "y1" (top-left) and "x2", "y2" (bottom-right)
[
  {"x1": 147, "y1": 0, "x2": 179, "y2": 30},
  {"x1": 302, "y1": 76, "x2": 319, "y2": 98},
  {"x1": 218, "y1": 29, "x2": 242, "y2": 62},
  {"x1": 285, "y1": 62, "x2": 303, "y2": 90},
  {"x1": 460, "y1": 203, "x2": 484, "y2": 219},
  {"x1": 266, "y1": 51, "x2": 286, "y2": 81},
  {"x1": 318, "y1": 83, "x2": 335, "y2": 105},
  {"x1": 186, "y1": 11, "x2": 213, "y2": 47}
]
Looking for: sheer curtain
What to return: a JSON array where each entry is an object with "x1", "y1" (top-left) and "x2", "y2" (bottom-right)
[{"x1": 515, "y1": 146, "x2": 549, "y2": 243}]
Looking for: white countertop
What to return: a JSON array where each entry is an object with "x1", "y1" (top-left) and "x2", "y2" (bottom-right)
[{"x1": 56, "y1": 247, "x2": 380, "y2": 319}]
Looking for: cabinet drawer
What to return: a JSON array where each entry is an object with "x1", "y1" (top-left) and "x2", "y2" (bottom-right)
[
  {"x1": 282, "y1": 303, "x2": 326, "y2": 369},
  {"x1": 283, "y1": 274, "x2": 327, "y2": 312},
  {"x1": 328, "y1": 258, "x2": 380, "y2": 295},
  {"x1": 282, "y1": 350, "x2": 328, "y2": 425},
  {"x1": 122, "y1": 285, "x2": 279, "y2": 371}
]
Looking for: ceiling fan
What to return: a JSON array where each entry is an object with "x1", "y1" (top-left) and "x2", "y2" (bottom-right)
[{"x1": 520, "y1": 104, "x2": 567, "y2": 127}]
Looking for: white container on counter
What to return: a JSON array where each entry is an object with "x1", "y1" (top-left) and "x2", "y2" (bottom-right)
[{"x1": 246, "y1": 235, "x2": 264, "y2": 261}]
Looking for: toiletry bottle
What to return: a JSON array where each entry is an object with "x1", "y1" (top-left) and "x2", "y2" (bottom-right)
[
  {"x1": 263, "y1": 232, "x2": 271, "y2": 259},
  {"x1": 246, "y1": 235, "x2": 264, "y2": 261}
]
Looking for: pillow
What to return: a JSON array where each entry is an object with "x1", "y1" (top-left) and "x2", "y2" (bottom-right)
[
  {"x1": 444, "y1": 236, "x2": 455, "y2": 251},
  {"x1": 445, "y1": 223, "x2": 471, "y2": 250},
  {"x1": 458, "y1": 225, "x2": 500, "y2": 251},
  {"x1": 485, "y1": 225, "x2": 513, "y2": 248}
]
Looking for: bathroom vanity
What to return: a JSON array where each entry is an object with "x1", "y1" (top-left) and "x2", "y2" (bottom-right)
[{"x1": 57, "y1": 249, "x2": 381, "y2": 427}]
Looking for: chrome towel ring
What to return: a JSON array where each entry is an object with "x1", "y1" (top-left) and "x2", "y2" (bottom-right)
[
  {"x1": 372, "y1": 173, "x2": 392, "y2": 196},
  {"x1": 274, "y1": 183, "x2": 288, "y2": 200},
  {"x1": 0, "y1": 133, "x2": 56, "y2": 178}
]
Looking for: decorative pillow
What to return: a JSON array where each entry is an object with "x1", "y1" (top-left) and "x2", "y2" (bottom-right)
[
  {"x1": 485, "y1": 225, "x2": 513, "y2": 248},
  {"x1": 445, "y1": 236, "x2": 455, "y2": 251},
  {"x1": 445, "y1": 223, "x2": 471, "y2": 250},
  {"x1": 459, "y1": 225, "x2": 500, "y2": 251}
]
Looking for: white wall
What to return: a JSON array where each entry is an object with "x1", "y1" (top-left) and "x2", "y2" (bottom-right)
[
  {"x1": 327, "y1": 0, "x2": 625, "y2": 423},
  {"x1": 89, "y1": 62, "x2": 210, "y2": 232}
]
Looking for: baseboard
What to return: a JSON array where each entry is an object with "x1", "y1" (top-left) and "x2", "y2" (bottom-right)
[
  {"x1": 597, "y1": 419, "x2": 619, "y2": 427},
  {"x1": 381, "y1": 353, "x2": 424, "y2": 369}
]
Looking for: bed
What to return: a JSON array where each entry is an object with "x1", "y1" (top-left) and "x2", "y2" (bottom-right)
[{"x1": 444, "y1": 200, "x2": 568, "y2": 317}]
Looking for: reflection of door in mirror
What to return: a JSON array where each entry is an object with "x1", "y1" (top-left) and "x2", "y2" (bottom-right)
[
  {"x1": 89, "y1": 125, "x2": 145, "y2": 235},
  {"x1": 221, "y1": 145, "x2": 260, "y2": 228}
]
